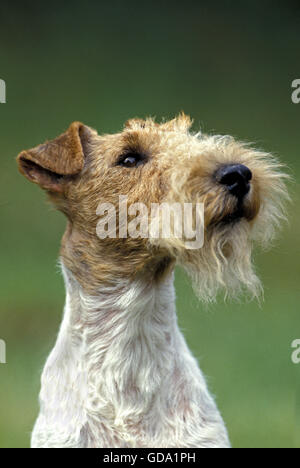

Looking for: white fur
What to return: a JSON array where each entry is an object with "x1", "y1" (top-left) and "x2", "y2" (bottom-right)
[{"x1": 31, "y1": 262, "x2": 230, "y2": 448}]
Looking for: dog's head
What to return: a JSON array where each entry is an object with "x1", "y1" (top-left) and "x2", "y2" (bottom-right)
[{"x1": 17, "y1": 114, "x2": 289, "y2": 300}]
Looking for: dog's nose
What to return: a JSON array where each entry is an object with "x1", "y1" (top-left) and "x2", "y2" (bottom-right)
[{"x1": 216, "y1": 164, "x2": 252, "y2": 199}]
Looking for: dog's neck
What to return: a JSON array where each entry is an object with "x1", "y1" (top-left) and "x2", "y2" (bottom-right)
[
  {"x1": 37, "y1": 260, "x2": 184, "y2": 445},
  {"x1": 34, "y1": 260, "x2": 229, "y2": 448}
]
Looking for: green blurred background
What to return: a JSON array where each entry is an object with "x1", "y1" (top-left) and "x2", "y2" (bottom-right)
[{"x1": 0, "y1": 0, "x2": 299, "y2": 448}]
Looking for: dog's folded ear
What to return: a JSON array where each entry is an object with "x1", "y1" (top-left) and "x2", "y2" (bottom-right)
[{"x1": 17, "y1": 122, "x2": 90, "y2": 192}]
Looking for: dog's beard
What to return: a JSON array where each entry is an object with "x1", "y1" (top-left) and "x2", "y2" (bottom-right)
[
  {"x1": 149, "y1": 218, "x2": 262, "y2": 302},
  {"x1": 182, "y1": 182, "x2": 288, "y2": 302},
  {"x1": 153, "y1": 184, "x2": 288, "y2": 302},
  {"x1": 149, "y1": 147, "x2": 289, "y2": 302},
  {"x1": 180, "y1": 221, "x2": 262, "y2": 302}
]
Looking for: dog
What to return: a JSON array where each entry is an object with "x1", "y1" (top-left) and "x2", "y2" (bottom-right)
[{"x1": 17, "y1": 114, "x2": 288, "y2": 448}]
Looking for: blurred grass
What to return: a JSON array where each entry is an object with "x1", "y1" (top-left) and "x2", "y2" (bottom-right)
[{"x1": 0, "y1": 0, "x2": 299, "y2": 448}]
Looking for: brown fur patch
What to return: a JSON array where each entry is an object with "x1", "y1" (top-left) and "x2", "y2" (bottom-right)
[{"x1": 17, "y1": 114, "x2": 289, "y2": 299}]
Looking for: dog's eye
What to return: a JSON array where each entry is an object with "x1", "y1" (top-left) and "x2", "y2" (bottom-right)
[{"x1": 117, "y1": 152, "x2": 146, "y2": 168}]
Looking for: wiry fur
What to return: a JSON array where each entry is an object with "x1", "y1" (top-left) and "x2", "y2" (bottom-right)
[
  {"x1": 32, "y1": 264, "x2": 229, "y2": 448},
  {"x1": 17, "y1": 114, "x2": 289, "y2": 448},
  {"x1": 158, "y1": 133, "x2": 289, "y2": 301}
]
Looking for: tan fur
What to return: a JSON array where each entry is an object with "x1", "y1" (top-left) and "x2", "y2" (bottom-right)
[
  {"x1": 17, "y1": 114, "x2": 290, "y2": 448},
  {"x1": 17, "y1": 114, "x2": 289, "y2": 300}
]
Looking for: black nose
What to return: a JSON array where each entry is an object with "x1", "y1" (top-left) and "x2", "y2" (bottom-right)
[{"x1": 216, "y1": 164, "x2": 252, "y2": 199}]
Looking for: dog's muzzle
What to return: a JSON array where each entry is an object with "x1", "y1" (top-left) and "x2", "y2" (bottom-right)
[{"x1": 216, "y1": 164, "x2": 252, "y2": 201}]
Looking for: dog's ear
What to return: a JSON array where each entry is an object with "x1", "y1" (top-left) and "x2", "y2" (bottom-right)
[{"x1": 17, "y1": 122, "x2": 91, "y2": 193}]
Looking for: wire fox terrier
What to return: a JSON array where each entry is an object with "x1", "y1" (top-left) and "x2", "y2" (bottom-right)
[{"x1": 17, "y1": 114, "x2": 288, "y2": 448}]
